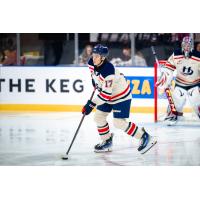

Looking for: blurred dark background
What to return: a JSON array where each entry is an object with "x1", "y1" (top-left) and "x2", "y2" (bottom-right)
[{"x1": 1, "y1": 33, "x2": 200, "y2": 66}]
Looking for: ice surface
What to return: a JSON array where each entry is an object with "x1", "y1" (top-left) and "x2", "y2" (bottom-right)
[{"x1": 0, "y1": 112, "x2": 199, "y2": 166}]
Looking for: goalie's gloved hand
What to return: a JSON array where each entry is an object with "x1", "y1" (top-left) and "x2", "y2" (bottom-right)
[
  {"x1": 155, "y1": 67, "x2": 173, "y2": 89},
  {"x1": 82, "y1": 100, "x2": 96, "y2": 115},
  {"x1": 155, "y1": 72, "x2": 168, "y2": 88}
]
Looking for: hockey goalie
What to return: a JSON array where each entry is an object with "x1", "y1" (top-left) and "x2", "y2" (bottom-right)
[{"x1": 156, "y1": 36, "x2": 200, "y2": 125}]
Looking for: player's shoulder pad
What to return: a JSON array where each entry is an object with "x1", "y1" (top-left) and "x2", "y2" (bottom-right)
[
  {"x1": 173, "y1": 49, "x2": 183, "y2": 56},
  {"x1": 100, "y1": 61, "x2": 115, "y2": 78},
  {"x1": 88, "y1": 57, "x2": 94, "y2": 66},
  {"x1": 191, "y1": 50, "x2": 200, "y2": 58}
]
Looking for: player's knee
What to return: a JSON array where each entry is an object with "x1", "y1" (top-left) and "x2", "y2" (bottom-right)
[{"x1": 113, "y1": 118, "x2": 127, "y2": 130}]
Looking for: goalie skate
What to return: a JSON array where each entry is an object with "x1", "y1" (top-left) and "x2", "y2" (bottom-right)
[{"x1": 164, "y1": 114, "x2": 178, "y2": 126}]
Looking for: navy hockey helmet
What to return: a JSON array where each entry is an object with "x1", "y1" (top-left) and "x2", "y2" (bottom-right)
[
  {"x1": 181, "y1": 36, "x2": 193, "y2": 57},
  {"x1": 92, "y1": 44, "x2": 109, "y2": 57}
]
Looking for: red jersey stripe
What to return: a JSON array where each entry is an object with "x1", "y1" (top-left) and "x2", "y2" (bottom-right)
[
  {"x1": 99, "y1": 74, "x2": 104, "y2": 81},
  {"x1": 88, "y1": 64, "x2": 94, "y2": 69},
  {"x1": 165, "y1": 65, "x2": 176, "y2": 71},
  {"x1": 174, "y1": 56, "x2": 184, "y2": 59},
  {"x1": 165, "y1": 63, "x2": 175, "y2": 68},
  {"x1": 99, "y1": 92, "x2": 111, "y2": 100},
  {"x1": 110, "y1": 85, "x2": 130, "y2": 100},
  {"x1": 176, "y1": 77, "x2": 200, "y2": 84},
  {"x1": 191, "y1": 56, "x2": 200, "y2": 62}
]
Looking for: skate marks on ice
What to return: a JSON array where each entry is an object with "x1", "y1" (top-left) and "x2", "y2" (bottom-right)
[{"x1": 0, "y1": 112, "x2": 200, "y2": 166}]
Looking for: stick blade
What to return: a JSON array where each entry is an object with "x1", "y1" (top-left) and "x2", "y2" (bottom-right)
[{"x1": 61, "y1": 155, "x2": 69, "y2": 160}]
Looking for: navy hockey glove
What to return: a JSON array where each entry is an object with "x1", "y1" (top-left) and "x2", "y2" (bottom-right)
[{"x1": 82, "y1": 100, "x2": 96, "y2": 115}]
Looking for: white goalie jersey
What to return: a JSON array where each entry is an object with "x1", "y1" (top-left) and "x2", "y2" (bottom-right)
[{"x1": 164, "y1": 49, "x2": 200, "y2": 88}]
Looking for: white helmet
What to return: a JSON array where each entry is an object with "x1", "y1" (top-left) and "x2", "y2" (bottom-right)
[{"x1": 181, "y1": 36, "x2": 193, "y2": 57}]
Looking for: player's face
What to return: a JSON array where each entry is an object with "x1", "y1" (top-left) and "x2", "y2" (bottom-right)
[
  {"x1": 92, "y1": 53, "x2": 102, "y2": 66},
  {"x1": 183, "y1": 43, "x2": 190, "y2": 52}
]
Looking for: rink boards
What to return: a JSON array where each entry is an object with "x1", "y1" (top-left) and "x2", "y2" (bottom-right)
[{"x1": 0, "y1": 66, "x2": 190, "y2": 113}]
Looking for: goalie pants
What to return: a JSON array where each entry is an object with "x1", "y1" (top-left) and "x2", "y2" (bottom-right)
[
  {"x1": 171, "y1": 84, "x2": 200, "y2": 118},
  {"x1": 94, "y1": 99, "x2": 144, "y2": 141}
]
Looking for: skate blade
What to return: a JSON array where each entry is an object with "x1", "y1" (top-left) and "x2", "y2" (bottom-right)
[
  {"x1": 94, "y1": 148, "x2": 112, "y2": 153},
  {"x1": 140, "y1": 141, "x2": 157, "y2": 155}
]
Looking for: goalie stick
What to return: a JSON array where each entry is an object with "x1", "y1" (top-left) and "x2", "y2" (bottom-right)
[
  {"x1": 62, "y1": 88, "x2": 96, "y2": 160},
  {"x1": 151, "y1": 46, "x2": 178, "y2": 116}
]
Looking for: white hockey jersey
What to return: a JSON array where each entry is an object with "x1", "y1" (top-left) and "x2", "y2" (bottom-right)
[
  {"x1": 164, "y1": 49, "x2": 200, "y2": 87},
  {"x1": 87, "y1": 58, "x2": 131, "y2": 106}
]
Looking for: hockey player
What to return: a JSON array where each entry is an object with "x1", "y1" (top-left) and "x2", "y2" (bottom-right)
[
  {"x1": 156, "y1": 36, "x2": 200, "y2": 124},
  {"x1": 82, "y1": 44, "x2": 157, "y2": 154}
]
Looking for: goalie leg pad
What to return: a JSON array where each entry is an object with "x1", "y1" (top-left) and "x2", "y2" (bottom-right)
[
  {"x1": 188, "y1": 86, "x2": 200, "y2": 118},
  {"x1": 171, "y1": 86, "x2": 187, "y2": 113}
]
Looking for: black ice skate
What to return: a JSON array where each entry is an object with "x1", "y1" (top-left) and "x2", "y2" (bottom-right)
[
  {"x1": 138, "y1": 128, "x2": 157, "y2": 154},
  {"x1": 94, "y1": 134, "x2": 113, "y2": 153}
]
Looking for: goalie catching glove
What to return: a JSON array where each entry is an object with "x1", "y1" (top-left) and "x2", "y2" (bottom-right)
[{"x1": 82, "y1": 100, "x2": 96, "y2": 115}]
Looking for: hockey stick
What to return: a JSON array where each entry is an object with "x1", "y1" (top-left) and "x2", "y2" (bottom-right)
[
  {"x1": 151, "y1": 46, "x2": 178, "y2": 116},
  {"x1": 62, "y1": 88, "x2": 96, "y2": 160}
]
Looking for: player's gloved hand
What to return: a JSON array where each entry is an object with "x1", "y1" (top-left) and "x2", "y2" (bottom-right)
[{"x1": 82, "y1": 100, "x2": 96, "y2": 115}]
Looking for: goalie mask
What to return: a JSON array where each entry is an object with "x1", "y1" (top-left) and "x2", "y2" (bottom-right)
[{"x1": 181, "y1": 36, "x2": 193, "y2": 58}]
